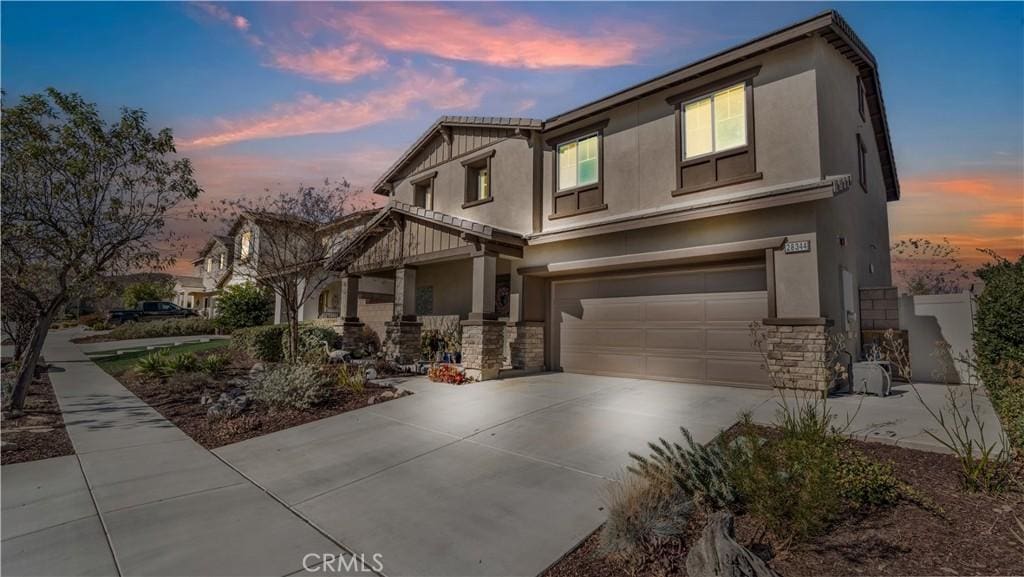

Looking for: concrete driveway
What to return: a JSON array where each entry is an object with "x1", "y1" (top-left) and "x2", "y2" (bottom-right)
[{"x1": 216, "y1": 373, "x2": 775, "y2": 577}]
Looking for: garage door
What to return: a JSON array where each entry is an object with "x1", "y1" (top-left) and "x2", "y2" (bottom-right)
[{"x1": 552, "y1": 265, "x2": 770, "y2": 388}]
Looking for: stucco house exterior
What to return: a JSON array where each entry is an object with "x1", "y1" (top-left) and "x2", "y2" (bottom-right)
[
  {"x1": 172, "y1": 276, "x2": 204, "y2": 310},
  {"x1": 325, "y1": 11, "x2": 899, "y2": 390}
]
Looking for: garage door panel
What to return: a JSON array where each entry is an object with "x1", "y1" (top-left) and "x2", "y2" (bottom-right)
[
  {"x1": 706, "y1": 358, "x2": 769, "y2": 387},
  {"x1": 562, "y1": 327, "x2": 644, "y2": 349},
  {"x1": 561, "y1": 351, "x2": 645, "y2": 376},
  {"x1": 579, "y1": 301, "x2": 644, "y2": 322},
  {"x1": 644, "y1": 329, "x2": 705, "y2": 351},
  {"x1": 645, "y1": 356, "x2": 706, "y2": 382},
  {"x1": 644, "y1": 300, "x2": 705, "y2": 322},
  {"x1": 705, "y1": 328, "x2": 759, "y2": 353},
  {"x1": 706, "y1": 296, "x2": 767, "y2": 322}
]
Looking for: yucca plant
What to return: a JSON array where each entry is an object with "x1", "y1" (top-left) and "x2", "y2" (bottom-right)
[
  {"x1": 628, "y1": 426, "x2": 738, "y2": 511},
  {"x1": 166, "y1": 352, "x2": 199, "y2": 374},
  {"x1": 198, "y1": 353, "x2": 229, "y2": 375},
  {"x1": 135, "y1": 352, "x2": 171, "y2": 379}
]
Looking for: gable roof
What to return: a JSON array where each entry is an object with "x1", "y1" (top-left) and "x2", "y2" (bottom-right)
[
  {"x1": 370, "y1": 10, "x2": 899, "y2": 202},
  {"x1": 327, "y1": 200, "x2": 525, "y2": 271},
  {"x1": 371, "y1": 116, "x2": 543, "y2": 195},
  {"x1": 191, "y1": 235, "x2": 234, "y2": 265}
]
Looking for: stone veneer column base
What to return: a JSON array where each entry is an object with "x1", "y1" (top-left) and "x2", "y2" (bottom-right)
[
  {"x1": 384, "y1": 320, "x2": 422, "y2": 364},
  {"x1": 461, "y1": 320, "x2": 505, "y2": 381},
  {"x1": 762, "y1": 320, "x2": 830, "y2": 392},
  {"x1": 508, "y1": 321, "x2": 545, "y2": 371},
  {"x1": 334, "y1": 320, "x2": 364, "y2": 351}
]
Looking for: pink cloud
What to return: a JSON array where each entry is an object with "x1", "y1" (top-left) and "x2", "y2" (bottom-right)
[
  {"x1": 193, "y1": 2, "x2": 263, "y2": 45},
  {"x1": 183, "y1": 65, "x2": 480, "y2": 148},
  {"x1": 270, "y1": 44, "x2": 388, "y2": 83},
  {"x1": 327, "y1": 3, "x2": 649, "y2": 69}
]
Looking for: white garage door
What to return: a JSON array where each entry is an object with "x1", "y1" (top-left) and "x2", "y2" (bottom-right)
[{"x1": 552, "y1": 265, "x2": 770, "y2": 388}]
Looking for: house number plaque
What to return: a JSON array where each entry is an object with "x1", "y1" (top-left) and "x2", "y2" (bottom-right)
[{"x1": 784, "y1": 240, "x2": 811, "y2": 254}]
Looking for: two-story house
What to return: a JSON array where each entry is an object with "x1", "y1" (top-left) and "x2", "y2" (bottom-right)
[{"x1": 328, "y1": 11, "x2": 899, "y2": 390}]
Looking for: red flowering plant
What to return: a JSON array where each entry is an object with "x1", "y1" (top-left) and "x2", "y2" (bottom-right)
[{"x1": 428, "y1": 364, "x2": 473, "y2": 385}]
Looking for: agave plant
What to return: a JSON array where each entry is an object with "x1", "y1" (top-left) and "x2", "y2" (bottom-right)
[{"x1": 135, "y1": 352, "x2": 171, "y2": 379}]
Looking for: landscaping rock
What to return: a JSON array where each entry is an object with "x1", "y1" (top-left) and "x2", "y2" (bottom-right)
[
  {"x1": 206, "y1": 387, "x2": 250, "y2": 419},
  {"x1": 327, "y1": 349, "x2": 351, "y2": 364},
  {"x1": 378, "y1": 390, "x2": 396, "y2": 401},
  {"x1": 686, "y1": 512, "x2": 780, "y2": 577},
  {"x1": 365, "y1": 368, "x2": 378, "y2": 381},
  {"x1": 249, "y1": 362, "x2": 266, "y2": 375}
]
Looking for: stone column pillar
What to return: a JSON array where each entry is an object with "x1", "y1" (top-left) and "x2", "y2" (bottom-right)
[
  {"x1": 461, "y1": 319, "x2": 505, "y2": 381},
  {"x1": 334, "y1": 275, "x2": 364, "y2": 351},
  {"x1": 469, "y1": 252, "x2": 497, "y2": 320},
  {"x1": 385, "y1": 267, "x2": 421, "y2": 364},
  {"x1": 760, "y1": 319, "x2": 831, "y2": 392},
  {"x1": 507, "y1": 272, "x2": 545, "y2": 371}
]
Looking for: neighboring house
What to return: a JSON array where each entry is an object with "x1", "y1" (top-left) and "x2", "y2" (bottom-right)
[
  {"x1": 328, "y1": 10, "x2": 900, "y2": 389},
  {"x1": 172, "y1": 276, "x2": 204, "y2": 309},
  {"x1": 189, "y1": 235, "x2": 237, "y2": 317}
]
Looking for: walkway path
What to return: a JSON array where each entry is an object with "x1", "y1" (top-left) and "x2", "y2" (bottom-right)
[{"x1": 2, "y1": 329, "x2": 344, "y2": 577}]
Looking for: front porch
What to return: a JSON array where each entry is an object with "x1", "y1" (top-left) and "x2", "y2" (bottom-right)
[{"x1": 329, "y1": 201, "x2": 545, "y2": 380}]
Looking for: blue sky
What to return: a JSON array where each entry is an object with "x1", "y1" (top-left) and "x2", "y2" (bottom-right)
[{"x1": 2, "y1": 2, "x2": 1021, "y2": 272}]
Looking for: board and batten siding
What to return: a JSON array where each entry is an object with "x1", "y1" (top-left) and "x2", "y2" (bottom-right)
[
  {"x1": 402, "y1": 126, "x2": 518, "y2": 179},
  {"x1": 348, "y1": 219, "x2": 471, "y2": 274}
]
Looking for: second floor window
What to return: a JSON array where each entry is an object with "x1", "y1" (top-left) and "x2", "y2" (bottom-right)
[
  {"x1": 205, "y1": 257, "x2": 212, "y2": 273},
  {"x1": 239, "y1": 230, "x2": 252, "y2": 260},
  {"x1": 684, "y1": 83, "x2": 747, "y2": 159},
  {"x1": 412, "y1": 172, "x2": 436, "y2": 210},
  {"x1": 219, "y1": 253, "x2": 225, "y2": 270},
  {"x1": 557, "y1": 134, "x2": 599, "y2": 191},
  {"x1": 462, "y1": 149, "x2": 495, "y2": 207}
]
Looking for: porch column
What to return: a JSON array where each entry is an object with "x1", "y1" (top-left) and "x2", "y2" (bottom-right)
[
  {"x1": 508, "y1": 270, "x2": 545, "y2": 372},
  {"x1": 463, "y1": 251, "x2": 503, "y2": 381},
  {"x1": 334, "y1": 275, "x2": 364, "y2": 352},
  {"x1": 385, "y1": 266, "x2": 421, "y2": 364}
]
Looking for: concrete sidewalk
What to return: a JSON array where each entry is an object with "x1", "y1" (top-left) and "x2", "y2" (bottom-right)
[{"x1": 2, "y1": 329, "x2": 344, "y2": 577}]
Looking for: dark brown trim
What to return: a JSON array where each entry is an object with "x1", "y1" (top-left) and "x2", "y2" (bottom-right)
[
  {"x1": 857, "y1": 133, "x2": 867, "y2": 191},
  {"x1": 462, "y1": 149, "x2": 494, "y2": 206},
  {"x1": 462, "y1": 197, "x2": 494, "y2": 209},
  {"x1": 856, "y1": 75, "x2": 866, "y2": 121},
  {"x1": 765, "y1": 248, "x2": 777, "y2": 319},
  {"x1": 409, "y1": 170, "x2": 438, "y2": 186},
  {"x1": 665, "y1": 66, "x2": 761, "y2": 105},
  {"x1": 672, "y1": 172, "x2": 763, "y2": 196},
  {"x1": 543, "y1": 119, "x2": 609, "y2": 147},
  {"x1": 549, "y1": 122, "x2": 607, "y2": 220},
  {"x1": 762, "y1": 317, "x2": 833, "y2": 326},
  {"x1": 673, "y1": 78, "x2": 758, "y2": 194},
  {"x1": 459, "y1": 148, "x2": 496, "y2": 167},
  {"x1": 531, "y1": 131, "x2": 544, "y2": 234}
]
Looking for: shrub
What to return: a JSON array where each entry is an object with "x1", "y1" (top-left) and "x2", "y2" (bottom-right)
[
  {"x1": 600, "y1": 474, "x2": 693, "y2": 572},
  {"x1": 232, "y1": 325, "x2": 286, "y2": 362},
  {"x1": 282, "y1": 325, "x2": 338, "y2": 363},
  {"x1": 249, "y1": 364, "x2": 331, "y2": 410},
  {"x1": 835, "y1": 450, "x2": 905, "y2": 507},
  {"x1": 104, "y1": 318, "x2": 221, "y2": 340},
  {"x1": 728, "y1": 403, "x2": 846, "y2": 541},
  {"x1": 336, "y1": 364, "x2": 365, "y2": 394},
  {"x1": 198, "y1": 353, "x2": 230, "y2": 375},
  {"x1": 167, "y1": 352, "x2": 199, "y2": 374},
  {"x1": 428, "y1": 364, "x2": 472, "y2": 385},
  {"x1": 135, "y1": 352, "x2": 171, "y2": 379},
  {"x1": 421, "y1": 329, "x2": 443, "y2": 361},
  {"x1": 215, "y1": 283, "x2": 273, "y2": 330},
  {"x1": 628, "y1": 426, "x2": 738, "y2": 511},
  {"x1": 122, "y1": 280, "x2": 175, "y2": 308}
]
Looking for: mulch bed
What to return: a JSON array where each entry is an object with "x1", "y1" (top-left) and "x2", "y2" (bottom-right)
[
  {"x1": 113, "y1": 350, "x2": 409, "y2": 449},
  {"x1": 545, "y1": 437, "x2": 1024, "y2": 577},
  {"x1": 2, "y1": 371, "x2": 75, "y2": 465}
]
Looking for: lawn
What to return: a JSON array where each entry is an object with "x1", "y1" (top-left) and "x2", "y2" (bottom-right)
[{"x1": 92, "y1": 339, "x2": 230, "y2": 375}]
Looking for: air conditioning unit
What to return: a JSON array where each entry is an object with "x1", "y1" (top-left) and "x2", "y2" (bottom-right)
[{"x1": 851, "y1": 361, "x2": 892, "y2": 396}]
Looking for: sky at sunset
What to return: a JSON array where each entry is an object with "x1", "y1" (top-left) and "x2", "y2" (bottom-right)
[{"x1": 2, "y1": 1, "x2": 1021, "y2": 276}]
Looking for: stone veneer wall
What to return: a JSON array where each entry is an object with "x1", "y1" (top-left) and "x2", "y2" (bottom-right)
[
  {"x1": 461, "y1": 320, "x2": 505, "y2": 381},
  {"x1": 761, "y1": 323, "x2": 829, "y2": 391},
  {"x1": 508, "y1": 322, "x2": 544, "y2": 371},
  {"x1": 384, "y1": 321, "x2": 422, "y2": 364},
  {"x1": 860, "y1": 286, "x2": 899, "y2": 330},
  {"x1": 335, "y1": 321, "x2": 365, "y2": 351}
]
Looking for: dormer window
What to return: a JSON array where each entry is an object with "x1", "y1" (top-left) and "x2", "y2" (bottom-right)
[
  {"x1": 411, "y1": 172, "x2": 436, "y2": 210},
  {"x1": 462, "y1": 150, "x2": 495, "y2": 208},
  {"x1": 669, "y1": 69, "x2": 761, "y2": 195},
  {"x1": 219, "y1": 252, "x2": 226, "y2": 270},
  {"x1": 239, "y1": 230, "x2": 253, "y2": 260},
  {"x1": 205, "y1": 257, "x2": 212, "y2": 273}
]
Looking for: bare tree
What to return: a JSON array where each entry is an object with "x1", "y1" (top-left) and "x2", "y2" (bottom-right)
[
  {"x1": 1, "y1": 89, "x2": 201, "y2": 413},
  {"x1": 220, "y1": 180, "x2": 364, "y2": 360},
  {"x1": 891, "y1": 237, "x2": 970, "y2": 295}
]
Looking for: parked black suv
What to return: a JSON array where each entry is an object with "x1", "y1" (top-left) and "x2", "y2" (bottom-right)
[{"x1": 107, "y1": 301, "x2": 198, "y2": 325}]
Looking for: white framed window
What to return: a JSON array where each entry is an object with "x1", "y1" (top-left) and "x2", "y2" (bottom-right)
[
  {"x1": 239, "y1": 230, "x2": 252, "y2": 260},
  {"x1": 219, "y1": 253, "x2": 225, "y2": 270},
  {"x1": 683, "y1": 83, "x2": 748, "y2": 159},
  {"x1": 557, "y1": 134, "x2": 599, "y2": 191},
  {"x1": 205, "y1": 257, "x2": 212, "y2": 273}
]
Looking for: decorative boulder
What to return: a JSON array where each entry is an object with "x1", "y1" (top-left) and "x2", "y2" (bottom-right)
[
  {"x1": 686, "y1": 512, "x2": 780, "y2": 577},
  {"x1": 365, "y1": 367, "x2": 378, "y2": 381},
  {"x1": 327, "y1": 349, "x2": 351, "y2": 364}
]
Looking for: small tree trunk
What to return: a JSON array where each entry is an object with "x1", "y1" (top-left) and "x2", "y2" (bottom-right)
[{"x1": 9, "y1": 306, "x2": 59, "y2": 413}]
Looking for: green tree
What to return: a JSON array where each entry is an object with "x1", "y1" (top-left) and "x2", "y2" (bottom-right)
[
  {"x1": 1, "y1": 89, "x2": 200, "y2": 413},
  {"x1": 974, "y1": 251, "x2": 1024, "y2": 375},
  {"x1": 122, "y1": 280, "x2": 175, "y2": 308},
  {"x1": 216, "y1": 282, "x2": 273, "y2": 329}
]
